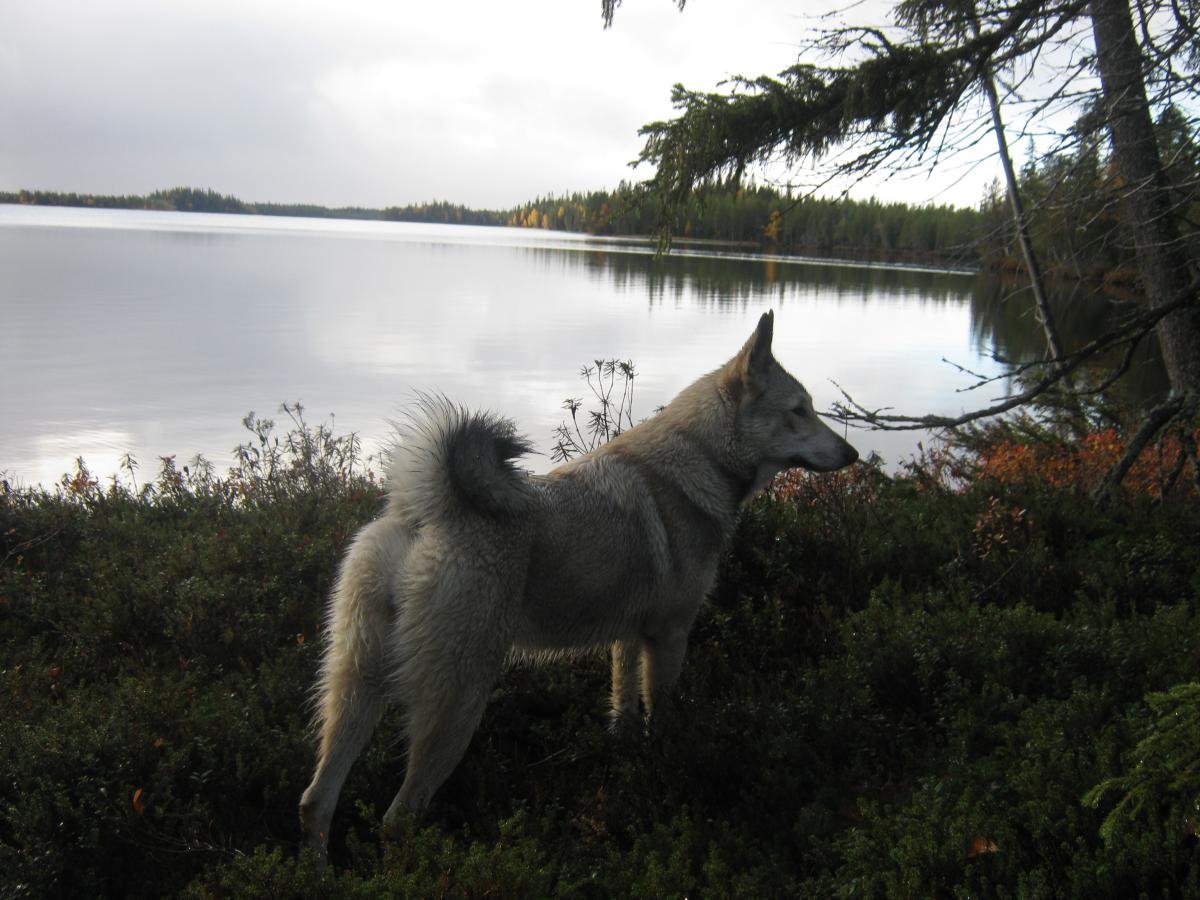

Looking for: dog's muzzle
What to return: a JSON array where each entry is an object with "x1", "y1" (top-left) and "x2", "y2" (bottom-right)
[{"x1": 791, "y1": 443, "x2": 859, "y2": 472}]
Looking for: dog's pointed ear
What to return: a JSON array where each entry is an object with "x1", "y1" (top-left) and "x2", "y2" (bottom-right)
[
  {"x1": 748, "y1": 310, "x2": 774, "y2": 370},
  {"x1": 730, "y1": 311, "x2": 775, "y2": 387}
]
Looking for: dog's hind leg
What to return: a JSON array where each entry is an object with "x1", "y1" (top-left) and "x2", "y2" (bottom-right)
[
  {"x1": 609, "y1": 639, "x2": 642, "y2": 727},
  {"x1": 381, "y1": 553, "x2": 514, "y2": 824},
  {"x1": 300, "y1": 518, "x2": 409, "y2": 861},
  {"x1": 300, "y1": 673, "x2": 384, "y2": 858},
  {"x1": 382, "y1": 670, "x2": 498, "y2": 822}
]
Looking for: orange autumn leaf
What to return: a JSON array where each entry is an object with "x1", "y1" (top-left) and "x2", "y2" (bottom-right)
[
  {"x1": 967, "y1": 836, "x2": 999, "y2": 858},
  {"x1": 132, "y1": 788, "x2": 145, "y2": 815}
]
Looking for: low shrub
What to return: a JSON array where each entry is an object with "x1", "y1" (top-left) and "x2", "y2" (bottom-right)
[{"x1": 2, "y1": 411, "x2": 1198, "y2": 896}]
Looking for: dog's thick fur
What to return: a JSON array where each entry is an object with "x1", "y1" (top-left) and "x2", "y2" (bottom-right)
[{"x1": 299, "y1": 311, "x2": 858, "y2": 857}]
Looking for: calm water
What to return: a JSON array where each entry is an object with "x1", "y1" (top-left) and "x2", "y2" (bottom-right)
[{"x1": 0, "y1": 205, "x2": 1165, "y2": 487}]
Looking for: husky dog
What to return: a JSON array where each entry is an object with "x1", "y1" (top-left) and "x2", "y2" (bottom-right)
[{"x1": 299, "y1": 311, "x2": 857, "y2": 858}]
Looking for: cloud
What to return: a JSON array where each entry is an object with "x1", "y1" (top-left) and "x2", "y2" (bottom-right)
[{"x1": 0, "y1": 0, "x2": 994, "y2": 208}]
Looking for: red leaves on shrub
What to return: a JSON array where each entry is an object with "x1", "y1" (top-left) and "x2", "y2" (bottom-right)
[
  {"x1": 769, "y1": 460, "x2": 882, "y2": 506},
  {"x1": 978, "y1": 428, "x2": 1199, "y2": 496},
  {"x1": 973, "y1": 497, "x2": 1028, "y2": 560},
  {"x1": 64, "y1": 466, "x2": 98, "y2": 495}
]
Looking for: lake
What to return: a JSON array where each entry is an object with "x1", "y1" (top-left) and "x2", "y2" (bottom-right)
[{"x1": 0, "y1": 205, "x2": 1166, "y2": 487}]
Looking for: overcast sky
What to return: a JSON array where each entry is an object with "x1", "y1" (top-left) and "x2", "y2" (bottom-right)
[{"x1": 0, "y1": 0, "x2": 998, "y2": 210}]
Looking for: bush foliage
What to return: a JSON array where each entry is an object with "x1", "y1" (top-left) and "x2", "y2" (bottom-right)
[{"x1": 2, "y1": 411, "x2": 1199, "y2": 897}]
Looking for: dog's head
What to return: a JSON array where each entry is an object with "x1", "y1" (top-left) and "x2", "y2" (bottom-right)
[{"x1": 723, "y1": 311, "x2": 858, "y2": 482}]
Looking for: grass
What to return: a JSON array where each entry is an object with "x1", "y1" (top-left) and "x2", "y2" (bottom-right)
[{"x1": 2, "y1": 408, "x2": 1199, "y2": 897}]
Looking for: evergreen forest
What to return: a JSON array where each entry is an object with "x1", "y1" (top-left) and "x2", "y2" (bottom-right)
[{"x1": 0, "y1": 183, "x2": 980, "y2": 267}]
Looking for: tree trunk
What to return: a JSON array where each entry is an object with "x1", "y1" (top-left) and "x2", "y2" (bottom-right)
[
  {"x1": 981, "y1": 68, "x2": 1067, "y2": 365},
  {"x1": 1089, "y1": 0, "x2": 1200, "y2": 396}
]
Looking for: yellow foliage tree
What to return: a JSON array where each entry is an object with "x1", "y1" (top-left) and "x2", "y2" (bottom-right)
[{"x1": 763, "y1": 210, "x2": 782, "y2": 242}]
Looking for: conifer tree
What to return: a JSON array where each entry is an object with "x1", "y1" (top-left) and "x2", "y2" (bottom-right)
[{"x1": 608, "y1": 0, "x2": 1200, "y2": 469}]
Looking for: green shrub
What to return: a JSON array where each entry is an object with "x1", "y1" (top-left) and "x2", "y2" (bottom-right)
[{"x1": 2, "y1": 414, "x2": 1199, "y2": 896}]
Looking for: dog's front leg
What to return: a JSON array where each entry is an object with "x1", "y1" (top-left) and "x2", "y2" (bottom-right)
[
  {"x1": 639, "y1": 629, "x2": 689, "y2": 720},
  {"x1": 609, "y1": 640, "x2": 642, "y2": 728}
]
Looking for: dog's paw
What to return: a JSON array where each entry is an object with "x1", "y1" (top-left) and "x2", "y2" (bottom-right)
[
  {"x1": 298, "y1": 840, "x2": 329, "y2": 871},
  {"x1": 606, "y1": 707, "x2": 648, "y2": 739},
  {"x1": 380, "y1": 804, "x2": 422, "y2": 844},
  {"x1": 298, "y1": 803, "x2": 330, "y2": 867}
]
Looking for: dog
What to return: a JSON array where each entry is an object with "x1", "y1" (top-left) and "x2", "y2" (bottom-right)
[{"x1": 298, "y1": 310, "x2": 858, "y2": 858}]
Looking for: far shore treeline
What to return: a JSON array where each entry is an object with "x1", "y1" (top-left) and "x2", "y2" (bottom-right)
[
  {"x1": 9, "y1": 116, "x2": 1199, "y2": 281},
  {"x1": 1, "y1": 183, "x2": 980, "y2": 268}
]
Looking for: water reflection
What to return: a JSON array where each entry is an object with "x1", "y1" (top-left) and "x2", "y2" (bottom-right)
[
  {"x1": 0, "y1": 207, "x2": 1167, "y2": 486},
  {"x1": 970, "y1": 275, "x2": 1169, "y2": 408},
  {"x1": 521, "y1": 244, "x2": 975, "y2": 308}
]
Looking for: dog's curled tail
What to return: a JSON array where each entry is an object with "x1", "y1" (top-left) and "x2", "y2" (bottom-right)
[{"x1": 386, "y1": 395, "x2": 535, "y2": 524}]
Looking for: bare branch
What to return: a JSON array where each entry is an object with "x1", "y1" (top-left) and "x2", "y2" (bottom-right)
[{"x1": 827, "y1": 290, "x2": 1195, "y2": 431}]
